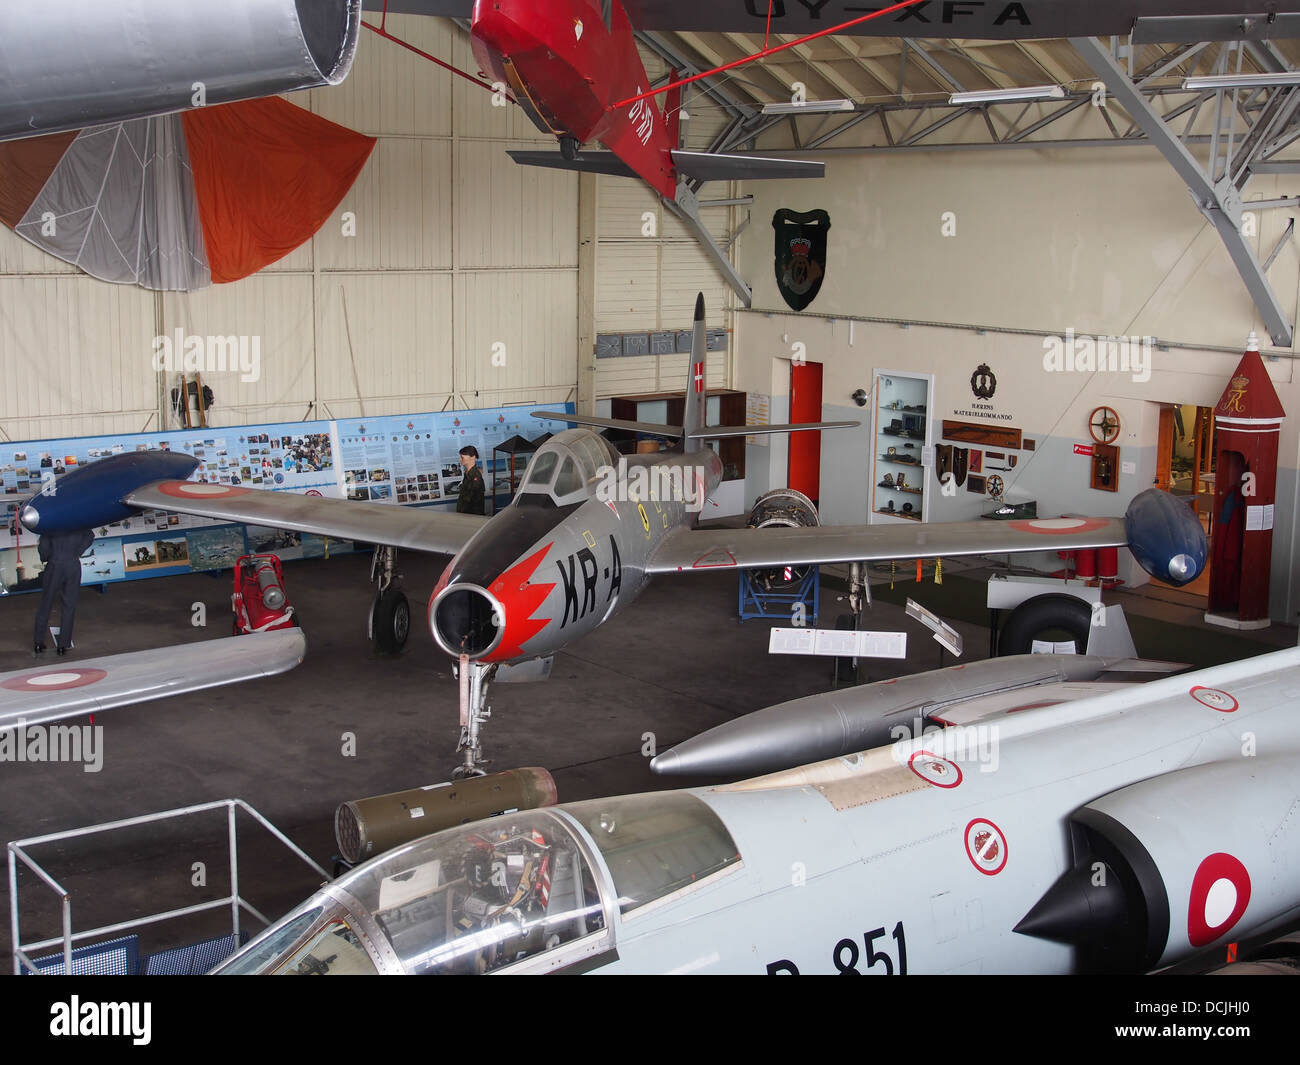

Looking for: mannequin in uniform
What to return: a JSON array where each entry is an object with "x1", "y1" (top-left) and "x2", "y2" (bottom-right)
[
  {"x1": 34, "y1": 527, "x2": 94, "y2": 656},
  {"x1": 457, "y1": 445, "x2": 486, "y2": 516}
]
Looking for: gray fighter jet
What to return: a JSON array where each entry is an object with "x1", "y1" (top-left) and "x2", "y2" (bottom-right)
[{"x1": 214, "y1": 643, "x2": 1300, "y2": 975}]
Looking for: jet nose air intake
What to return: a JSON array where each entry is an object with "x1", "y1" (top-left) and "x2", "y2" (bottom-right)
[{"x1": 431, "y1": 584, "x2": 504, "y2": 659}]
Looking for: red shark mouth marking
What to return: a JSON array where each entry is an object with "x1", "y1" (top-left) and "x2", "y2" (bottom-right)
[{"x1": 484, "y1": 542, "x2": 555, "y2": 662}]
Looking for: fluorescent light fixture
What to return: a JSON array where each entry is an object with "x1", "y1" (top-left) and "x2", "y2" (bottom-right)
[
  {"x1": 1184, "y1": 72, "x2": 1300, "y2": 91},
  {"x1": 761, "y1": 98, "x2": 855, "y2": 115},
  {"x1": 949, "y1": 85, "x2": 1065, "y2": 105}
]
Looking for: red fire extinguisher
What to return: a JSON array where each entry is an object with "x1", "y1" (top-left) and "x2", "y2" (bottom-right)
[{"x1": 231, "y1": 554, "x2": 297, "y2": 634}]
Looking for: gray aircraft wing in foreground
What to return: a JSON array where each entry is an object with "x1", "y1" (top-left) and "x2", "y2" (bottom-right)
[{"x1": 0, "y1": 630, "x2": 306, "y2": 734}]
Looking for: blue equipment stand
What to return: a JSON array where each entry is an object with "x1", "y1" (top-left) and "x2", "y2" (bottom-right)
[{"x1": 738, "y1": 566, "x2": 819, "y2": 624}]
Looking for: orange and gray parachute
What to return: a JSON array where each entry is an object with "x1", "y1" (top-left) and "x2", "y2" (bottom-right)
[{"x1": 0, "y1": 97, "x2": 374, "y2": 290}]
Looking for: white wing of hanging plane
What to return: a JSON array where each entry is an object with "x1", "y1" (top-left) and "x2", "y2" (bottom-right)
[
  {"x1": 646, "y1": 516, "x2": 1129, "y2": 573},
  {"x1": 0, "y1": 629, "x2": 306, "y2": 734}
]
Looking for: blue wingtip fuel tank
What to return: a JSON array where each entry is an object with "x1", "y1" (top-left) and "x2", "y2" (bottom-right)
[
  {"x1": 1124, "y1": 487, "x2": 1208, "y2": 587},
  {"x1": 19, "y1": 451, "x2": 200, "y2": 534}
]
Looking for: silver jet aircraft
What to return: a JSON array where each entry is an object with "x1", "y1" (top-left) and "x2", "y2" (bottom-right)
[
  {"x1": 213, "y1": 644, "x2": 1300, "y2": 975},
  {"x1": 19, "y1": 297, "x2": 1204, "y2": 774}
]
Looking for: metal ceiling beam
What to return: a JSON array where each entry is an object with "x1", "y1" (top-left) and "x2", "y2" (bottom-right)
[
  {"x1": 902, "y1": 40, "x2": 966, "y2": 93},
  {"x1": 1072, "y1": 35, "x2": 1293, "y2": 347},
  {"x1": 635, "y1": 31, "x2": 758, "y2": 119}
]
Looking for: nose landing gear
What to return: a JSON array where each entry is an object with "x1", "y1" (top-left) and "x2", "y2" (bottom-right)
[{"x1": 455, "y1": 654, "x2": 496, "y2": 779}]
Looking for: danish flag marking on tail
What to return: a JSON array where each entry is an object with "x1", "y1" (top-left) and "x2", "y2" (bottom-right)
[{"x1": 693, "y1": 362, "x2": 704, "y2": 394}]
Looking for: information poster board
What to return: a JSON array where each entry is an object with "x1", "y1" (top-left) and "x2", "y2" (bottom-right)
[{"x1": 0, "y1": 404, "x2": 571, "y2": 591}]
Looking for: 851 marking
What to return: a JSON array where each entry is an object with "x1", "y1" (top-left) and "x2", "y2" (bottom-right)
[{"x1": 766, "y1": 922, "x2": 907, "y2": 975}]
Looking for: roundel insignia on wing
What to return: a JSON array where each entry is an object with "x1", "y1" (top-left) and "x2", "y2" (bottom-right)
[
  {"x1": 2, "y1": 667, "x2": 109, "y2": 692},
  {"x1": 156, "y1": 481, "x2": 252, "y2": 499},
  {"x1": 1006, "y1": 517, "x2": 1112, "y2": 535},
  {"x1": 1189, "y1": 686, "x2": 1237, "y2": 712},
  {"x1": 964, "y1": 818, "x2": 1008, "y2": 875},
  {"x1": 1187, "y1": 853, "x2": 1251, "y2": 947},
  {"x1": 908, "y1": 750, "x2": 963, "y2": 789}
]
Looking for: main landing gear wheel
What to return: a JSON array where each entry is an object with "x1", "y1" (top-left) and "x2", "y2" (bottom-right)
[{"x1": 370, "y1": 587, "x2": 410, "y2": 654}]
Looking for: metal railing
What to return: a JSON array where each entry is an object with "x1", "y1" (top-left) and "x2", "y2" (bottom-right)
[{"x1": 9, "y1": 798, "x2": 330, "y2": 975}]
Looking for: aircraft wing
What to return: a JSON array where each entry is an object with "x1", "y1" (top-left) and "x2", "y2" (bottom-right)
[
  {"x1": 646, "y1": 516, "x2": 1127, "y2": 572},
  {"x1": 123, "y1": 481, "x2": 487, "y2": 555},
  {"x1": 0, "y1": 630, "x2": 306, "y2": 733}
]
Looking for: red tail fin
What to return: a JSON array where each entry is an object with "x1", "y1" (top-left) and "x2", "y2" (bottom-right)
[{"x1": 665, "y1": 69, "x2": 682, "y2": 149}]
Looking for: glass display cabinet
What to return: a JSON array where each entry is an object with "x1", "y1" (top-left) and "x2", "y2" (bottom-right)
[{"x1": 870, "y1": 370, "x2": 935, "y2": 524}]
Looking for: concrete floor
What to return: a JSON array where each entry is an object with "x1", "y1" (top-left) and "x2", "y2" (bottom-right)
[{"x1": 0, "y1": 549, "x2": 1290, "y2": 967}]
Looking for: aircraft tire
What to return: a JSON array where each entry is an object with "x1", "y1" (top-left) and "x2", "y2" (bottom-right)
[
  {"x1": 371, "y1": 587, "x2": 411, "y2": 654},
  {"x1": 998, "y1": 593, "x2": 1092, "y2": 656}
]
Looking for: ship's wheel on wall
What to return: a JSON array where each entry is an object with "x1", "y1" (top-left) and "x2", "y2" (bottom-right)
[{"x1": 1088, "y1": 406, "x2": 1121, "y2": 445}]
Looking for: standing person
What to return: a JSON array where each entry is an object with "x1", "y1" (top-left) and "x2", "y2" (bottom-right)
[
  {"x1": 33, "y1": 527, "x2": 94, "y2": 656},
  {"x1": 456, "y1": 445, "x2": 486, "y2": 515}
]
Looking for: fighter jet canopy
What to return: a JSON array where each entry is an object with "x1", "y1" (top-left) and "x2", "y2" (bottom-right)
[{"x1": 518, "y1": 429, "x2": 619, "y2": 505}]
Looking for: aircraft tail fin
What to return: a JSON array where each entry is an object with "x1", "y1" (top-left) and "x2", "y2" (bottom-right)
[{"x1": 682, "y1": 293, "x2": 708, "y2": 440}]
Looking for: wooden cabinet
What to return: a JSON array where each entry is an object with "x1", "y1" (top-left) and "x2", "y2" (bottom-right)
[{"x1": 609, "y1": 389, "x2": 746, "y2": 481}]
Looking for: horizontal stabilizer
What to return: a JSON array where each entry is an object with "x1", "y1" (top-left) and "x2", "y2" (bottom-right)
[
  {"x1": 507, "y1": 149, "x2": 823, "y2": 184},
  {"x1": 531, "y1": 411, "x2": 682, "y2": 438},
  {"x1": 671, "y1": 149, "x2": 824, "y2": 182},
  {"x1": 507, "y1": 150, "x2": 639, "y2": 178},
  {"x1": 689, "y1": 420, "x2": 858, "y2": 440}
]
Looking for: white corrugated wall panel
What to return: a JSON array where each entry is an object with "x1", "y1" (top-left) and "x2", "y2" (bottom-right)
[
  {"x1": 660, "y1": 243, "x2": 732, "y2": 324},
  {"x1": 454, "y1": 271, "x2": 577, "y2": 401},
  {"x1": 596, "y1": 243, "x2": 659, "y2": 331},
  {"x1": 456, "y1": 140, "x2": 577, "y2": 270},
  {"x1": 0, "y1": 224, "x2": 79, "y2": 277},
  {"x1": 0, "y1": 276, "x2": 156, "y2": 439},
  {"x1": 598, "y1": 177, "x2": 660, "y2": 239},
  {"x1": 162, "y1": 275, "x2": 316, "y2": 426},
  {"x1": 594, "y1": 355, "x2": 660, "y2": 399},
  {"x1": 316, "y1": 274, "x2": 455, "y2": 419},
  {"x1": 307, "y1": 16, "x2": 454, "y2": 137},
  {"x1": 316, "y1": 138, "x2": 452, "y2": 272}
]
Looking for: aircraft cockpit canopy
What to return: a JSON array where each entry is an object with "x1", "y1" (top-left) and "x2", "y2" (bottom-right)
[
  {"x1": 211, "y1": 796, "x2": 745, "y2": 975},
  {"x1": 518, "y1": 429, "x2": 619, "y2": 506}
]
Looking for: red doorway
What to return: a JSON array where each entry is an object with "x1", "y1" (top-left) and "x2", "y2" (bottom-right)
[{"x1": 788, "y1": 361, "x2": 823, "y2": 505}]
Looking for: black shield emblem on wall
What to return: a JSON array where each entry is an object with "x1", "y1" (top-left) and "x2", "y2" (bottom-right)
[{"x1": 773, "y1": 208, "x2": 830, "y2": 311}]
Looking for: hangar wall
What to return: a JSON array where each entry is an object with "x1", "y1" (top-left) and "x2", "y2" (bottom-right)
[
  {"x1": 0, "y1": 17, "x2": 584, "y2": 442},
  {"x1": 0, "y1": 20, "x2": 746, "y2": 445},
  {"x1": 734, "y1": 146, "x2": 1300, "y2": 622},
  {"x1": 592, "y1": 48, "x2": 739, "y2": 403}
]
